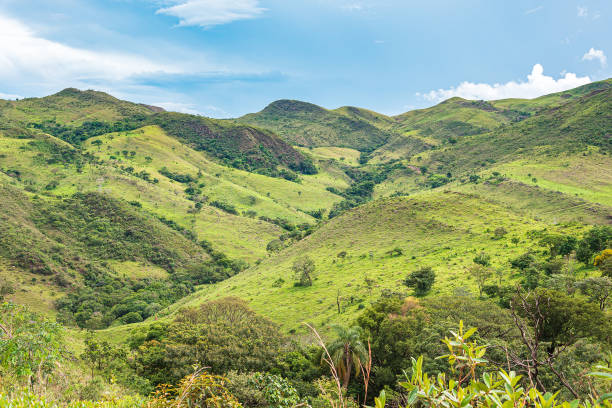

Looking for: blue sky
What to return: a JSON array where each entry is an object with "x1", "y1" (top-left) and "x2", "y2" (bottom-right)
[{"x1": 0, "y1": 0, "x2": 610, "y2": 117}]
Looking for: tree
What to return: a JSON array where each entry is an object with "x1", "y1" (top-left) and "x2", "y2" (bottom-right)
[
  {"x1": 81, "y1": 332, "x2": 118, "y2": 380},
  {"x1": 266, "y1": 239, "x2": 283, "y2": 253},
  {"x1": 594, "y1": 249, "x2": 612, "y2": 278},
  {"x1": 467, "y1": 264, "x2": 492, "y2": 297},
  {"x1": 510, "y1": 252, "x2": 535, "y2": 271},
  {"x1": 576, "y1": 276, "x2": 612, "y2": 310},
  {"x1": 292, "y1": 256, "x2": 315, "y2": 287},
  {"x1": 576, "y1": 226, "x2": 612, "y2": 265},
  {"x1": 509, "y1": 288, "x2": 609, "y2": 397},
  {"x1": 539, "y1": 234, "x2": 577, "y2": 258},
  {"x1": 473, "y1": 252, "x2": 491, "y2": 267},
  {"x1": 389, "y1": 323, "x2": 612, "y2": 408},
  {"x1": 325, "y1": 325, "x2": 367, "y2": 389},
  {"x1": 133, "y1": 297, "x2": 286, "y2": 386},
  {"x1": 0, "y1": 302, "x2": 65, "y2": 392},
  {"x1": 403, "y1": 267, "x2": 435, "y2": 296},
  {"x1": 493, "y1": 227, "x2": 508, "y2": 239},
  {"x1": 0, "y1": 282, "x2": 15, "y2": 301},
  {"x1": 149, "y1": 369, "x2": 241, "y2": 408}
]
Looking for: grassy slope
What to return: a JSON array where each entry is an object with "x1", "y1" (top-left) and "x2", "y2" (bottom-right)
[
  {"x1": 0, "y1": 131, "x2": 290, "y2": 265},
  {"x1": 371, "y1": 79, "x2": 612, "y2": 164},
  {"x1": 163, "y1": 191, "x2": 591, "y2": 334},
  {"x1": 238, "y1": 100, "x2": 394, "y2": 150},
  {"x1": 0, "y1": 88, "x2": 155, "y2": 126},
  {"x1": 0, "y1": 180, "x2": 209, "y2": 315}
]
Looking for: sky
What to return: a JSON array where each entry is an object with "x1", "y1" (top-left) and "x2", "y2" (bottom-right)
[{"x1": 0, "y1": 0, "x2": 610, "y2": 117}]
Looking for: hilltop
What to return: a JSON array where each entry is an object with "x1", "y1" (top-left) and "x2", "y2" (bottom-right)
[{"x1": 238, "y1": 99, "x2": 395, "y2": 150}]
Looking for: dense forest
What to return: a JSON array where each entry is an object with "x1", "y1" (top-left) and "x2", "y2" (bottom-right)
[{"x1": 1, "y1": 81, "x2": 611, "y2": 407}]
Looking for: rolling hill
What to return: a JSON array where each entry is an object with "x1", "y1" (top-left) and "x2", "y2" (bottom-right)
[
  {"x1": 238, "y1": 99, "x2": 395, "y2": 150},
  {"x1": 0, "y1": 80, "x2": 610, "y2": 335}
]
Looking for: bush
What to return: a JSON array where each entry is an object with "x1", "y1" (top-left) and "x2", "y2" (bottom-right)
[
  {"x1": 158, "y1": 167, "x2": 195, "y2": 183},
  {"x1": 403, "y1": 267, "x2": 435, "y2": 296},
  {"x1": 210, "y1": 200, "x2": 238, "y2": 215}
]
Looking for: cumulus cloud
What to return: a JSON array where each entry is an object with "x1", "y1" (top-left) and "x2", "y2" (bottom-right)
[
  {"x1": 582, "y1": 48, "x2": 607, "y2": 67},
  {"x1": 156, "y1": 0, "x2": 265, "y2": 27},
  {"x1": 0, "y1": 14, "x2": 180, "y2": 87},
  {"x1": 577, "y1": 6, "x2": 588, "y2": 17},
  {"x1": 417, "y1": 64, "x2": 591, "y2": 102}
]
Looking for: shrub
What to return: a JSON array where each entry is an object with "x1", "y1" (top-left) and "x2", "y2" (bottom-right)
[
  {"x1": 403, "y1": 267, "x2": 435, "y2": 296},
  {"x1": 210, "y1": 200, "x2": 238, "y2": 215},
  {"x1": 149, "y1": 370, "x2": 241, "y2": 408}
]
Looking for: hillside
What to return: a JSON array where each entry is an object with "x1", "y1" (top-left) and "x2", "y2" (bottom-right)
[
  {"x1": 1, "y1": 82, "x2": 610, "y2": 325},
  {"x1": 238, "y1": 99, "x2": 395, "y2": 150},
  {"x1": 0, "y1": 88, "x2": 158, "y2": 127},
  {"x1": 166, "y1": 190, "x2": 593, "y2": 332}
]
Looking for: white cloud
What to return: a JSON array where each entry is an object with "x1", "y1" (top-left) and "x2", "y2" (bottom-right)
[
  {"x1": 342, "y1": 3, "x2": 364, "y2": 11},
  {"x1": 153, "y1": 101, "x2": 201, "y2": 115},
  {"x1": 0, "y1": 14, "x2": 180, "y2": 86},
  {"x1": 418, "y1": 64, "x2": 591, "y2": 102},
  {"x1": 577, "y1": 6, "x2": 588, "y2": 17},
  {"x1": 0, "y1": 91, "x2": 23, "y2": 100},
  {"x1": 582, "y1": 48, "x2": 607, "y2": 66},
  {"x1": 156, "y1": 0, "x2": 265, "y2": 27}
]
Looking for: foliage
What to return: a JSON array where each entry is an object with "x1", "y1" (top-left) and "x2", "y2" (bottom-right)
[
  {"x1": 210, "y1": 200, "x2": 239, "y2": 215},
  {"x1": 539, "y1": 234, "x2": 577, "y2": 258},
  {"x1": 594, "y1": 249, "x2": 612, "y2": 278},
  {"x1": 472, "y1": 252, "x2": 491, "y2": 267},
  {"x1": 248, "y1": 372, "x2": 302, "y2": 408},
  {"x1": 158, "y1": 167, "x2": 195, "y2": 183},
  {"x1": 393, "y1": 322, "x2": 612, "y2": 408},
  {"x1": 467, "y1": 264, "x2": 492, "y2": 297},
  {"x1": 576, "y1": 226, "x2": 612, "y2": 265},
  {"x1": 575, "y1": 277, "x2": 612, "y2": 310},
  {"x1": 293, "y1": 256, "x2": 316, "y2": 287},
  {"x1": 148, "y1": 369, "x2": 241, "y2": 408},
  {"x1": 0, "y1": 302, "x2": 65, "y2": 392},
  {"x1": 325, "y1": 326, "x2": 367, "y2": 389},
  {"x1": 132, "y1": 298, "x2": 286, "y2": 386},
  {"x1": 0, "y1": 391, "x2": 146, "y2": 408},
  {"x1": 403, "y1": 267, "x2": 435, "y2": 296}
]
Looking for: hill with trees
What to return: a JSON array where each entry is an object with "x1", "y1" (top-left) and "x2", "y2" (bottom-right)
[{"x1": 0, "y1": 81, "x2": 611, "y2": 407}]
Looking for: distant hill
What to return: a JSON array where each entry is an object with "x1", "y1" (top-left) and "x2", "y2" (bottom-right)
[
  {"x1": 372, "y1": 78, "x2": 612, "y2": 163},
  {"x1": 238, "y1": 99, "x2": 395, "y2": 150},
  {"x1": 0, "y1": 88, "x2": 316, "y2": 176}
]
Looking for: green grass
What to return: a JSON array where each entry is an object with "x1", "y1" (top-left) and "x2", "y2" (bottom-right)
[
  {"x1": 491, "y1": 151, "x2": 612, "y2": 207},
  {"x1": 0, "y1": 125, "x2": 343, "y2": 264},
  {"x1": 108, "y1": 260, "x2": 169, "y2": 280},
  {"x1": 296, "y1": 146, "x2": 362, "y2": 166},
  {"x1": 160, "y1": 191, "x2": 592, "y2": 334}
]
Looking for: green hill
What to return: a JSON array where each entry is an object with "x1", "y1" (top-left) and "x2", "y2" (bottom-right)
[
  {"x1": 165, "y1": 191, "x2": 591, "y2": 332},
  {"x1": 238, "y1": 99, "x2": 395, "y2": 150},
  {"x1": 0, "y1": 81, "x2": 610, "y2": 333}
]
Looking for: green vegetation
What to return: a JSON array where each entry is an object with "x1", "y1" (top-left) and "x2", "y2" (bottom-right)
[
  {"x1": 238, "y1": 100, "x2": 394, "y2": 150},
  {"x1": 1, "y1": 81, "x2": 611, "y2": 407}
]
